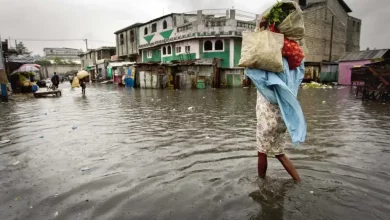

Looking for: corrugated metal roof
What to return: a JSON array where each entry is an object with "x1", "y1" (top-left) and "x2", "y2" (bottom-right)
[{"x1": 339, "y1": 49, "x2": 389, "y2": 61}]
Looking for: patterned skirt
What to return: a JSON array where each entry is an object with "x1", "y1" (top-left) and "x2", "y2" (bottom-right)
[{"x1": 256, "y1": 91, "x2": 287, "y2": 156}]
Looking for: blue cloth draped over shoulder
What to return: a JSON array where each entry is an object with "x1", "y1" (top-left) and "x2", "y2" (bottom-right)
[{"x1": 245, "y1": 58, "x2": 306, "y2": 145}]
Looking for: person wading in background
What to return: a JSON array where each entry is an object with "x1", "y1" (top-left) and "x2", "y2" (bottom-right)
[
  {"x1": 51, "y1": 72, "x2": 60, "y2": 89},
  {"x1": 80, "y1": 78, "x2": 86, "y2": 95}
]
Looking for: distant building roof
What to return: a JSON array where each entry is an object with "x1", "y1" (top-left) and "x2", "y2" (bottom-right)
[
  {"x1": 114, "y1": 23, "x2": 144, "y2": 34},
  {"x1": 139, "y1": 13, "x2": 187, "y2": 27},
  {"x1": 95, "y1": 46, "x2": 116, "y2": 51},
  {"x1": 43, "y1": 47, "x2": 81, "y2": 51},
  {"x1": 339, "y1": 49, "x2": 389, "y2": 62}
]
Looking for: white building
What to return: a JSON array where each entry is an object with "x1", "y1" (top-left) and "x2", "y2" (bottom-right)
[{"x1": 43, "y1": 47, "x2": 82, "y2": 64}]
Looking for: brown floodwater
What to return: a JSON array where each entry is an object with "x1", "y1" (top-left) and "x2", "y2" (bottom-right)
[{"x1": 1, "y1": 83, "x2": 390, "y2": 220}]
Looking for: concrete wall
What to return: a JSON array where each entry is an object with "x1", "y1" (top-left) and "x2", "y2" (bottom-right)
[
  {"x1": 41, "y1": 64, "x2": 81, "y2": 79},
  {"x1": 303, "y1": 2, "x2": 348, "y2": 62},
  {"x1": 338, "y1": 60, "x2": 370, "y2": 85},
  {"x1": 176, "y1": 65, "x2": 214, "y2": 89}
]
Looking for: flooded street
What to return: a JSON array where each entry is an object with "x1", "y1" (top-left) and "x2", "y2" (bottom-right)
[{"x1": 1, "y1": 84, "x2": 390, "y2": 220}]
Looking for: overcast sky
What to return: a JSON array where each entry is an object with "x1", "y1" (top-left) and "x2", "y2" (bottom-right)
[{"x1": 0, "y1": 0, "x2": 388, "y2": 55}]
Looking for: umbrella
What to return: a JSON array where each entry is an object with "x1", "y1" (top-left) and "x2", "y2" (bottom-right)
[
  {"x1": 76, "y1": 70, "x2": 89, "y2": 79},
  {"x1": 12, "y1": 64, "x2": 41, "y2": 74}
]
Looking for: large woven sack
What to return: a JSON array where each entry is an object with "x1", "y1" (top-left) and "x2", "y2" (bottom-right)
[
  {"x1": 72, "y1": 77, "x2": 80, "y2": 88},
  {"x1": 238, "y1": 30, "x2": 284, "y2": 73},
  {"x1": 277, "y1": 1, "x2": 305, "y2": 41},
  {"x1": 77, "y1": 70, "x2": 89, "y2": 79}
]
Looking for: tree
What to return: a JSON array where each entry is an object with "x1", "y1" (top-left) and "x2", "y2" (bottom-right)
[
  {"x1": 15, "y1": 42, "x2": 31, "y2": 55},
  {"x1": 53, "y1": 57, "x2": 65, "y2": 65},
  {"x1": 35, "y1": 59, "x2": 51, "y2": 66},
  {"x1": 67, "y1": 60, "x2": 76, "y2": 65}
]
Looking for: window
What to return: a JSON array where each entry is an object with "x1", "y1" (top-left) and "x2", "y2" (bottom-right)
[
  {"x1": 185, "y1": 46, "x2": 191, "y2": 53},
  {"x1": 130, "y1": 30, "x2": 135, "y2": 43},
  {"x1": 167, "y1": 46, "x2": 172, "y2": 55},
  {"x1": 357, "y1": 22, "x2": 360, "y2": 32},
  {"x1": 89, "y1": 53, "x2": 91, "y2": 59},
  {"x1": 163, "y1": 20, "x2": 167, "y2": 29},
  {"x1": 215, "y1": 40, "x2": 223, "y2": 50},
  {"x1": 144, "y1": 27, "x2": 148, "y2": 35},
  {"x1": 176, "y1": 46, "x2": 182, "y2": 53},
  {"x1": 147, "y1": 50, "x2": 152, "y2": 58},
  {"x1": 120, "y1": 33, "x2": 124, "y2": 45},
  {"x1": 353, "y1": 21, "x2": 355, "y2": 27},
  {"x1": 163, "y1": 47, "x2": 167, "y2": 55},
  {"x1": 204, "y1": 40, "x2": 213, "y2": 51},
  {"x1": 152, "y1": 23, "x2": 157, "y2": 33}
]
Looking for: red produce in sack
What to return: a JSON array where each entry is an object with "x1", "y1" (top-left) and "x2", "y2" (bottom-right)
[
  {"x1": 282, "y1": 38, "x2": 304, "y2": 69},
  {"x1": 268, "y1": 23, "x2": 304, "y2": 70}
]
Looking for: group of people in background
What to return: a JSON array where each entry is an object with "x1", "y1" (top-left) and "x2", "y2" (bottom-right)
[{"x1": 51, "y1": 72, "x2": 86, "y2": 95}]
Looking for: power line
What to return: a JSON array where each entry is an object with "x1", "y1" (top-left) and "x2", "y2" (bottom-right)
[
  {"x1": 9, "y1": 38, "x2": 114, "y2": 44},
  {"x1": 10, "y1": 38, "x2": 85, "y2": 42}
]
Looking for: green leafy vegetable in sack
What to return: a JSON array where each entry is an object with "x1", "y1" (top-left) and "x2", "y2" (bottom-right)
[{"x1": 264, "y1": 2, "x2": 296, "y2": 26}]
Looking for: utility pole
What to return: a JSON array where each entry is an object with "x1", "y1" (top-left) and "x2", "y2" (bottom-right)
[
  {"x1": 84, "y1": 39, "x2": 88, "y2": 51},
  {"x1": 329, "y1": 15, "x2": 334, "y2": 62}
]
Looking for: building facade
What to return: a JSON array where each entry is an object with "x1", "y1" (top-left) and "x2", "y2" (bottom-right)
[
  {"x1": 115, "y1": 10, "x2": 257, "y2": 68},
  {"x1": 79, "y1": 46, "x2": 116, "y2": 79},
  {"x1": 43, "y1": 47, "x2": 82, "y2": 64},
  {"x1": 115, "y1": 23, "x2": 143, "y2": 62},
  {"x1": 346, "y1": 16, "x2": 361, "y2": 52},
  {"x1": 297, "y1": 0, "x2": 361, "y2": 62},
  {"x1": 136, "y1": 10, "x2": 256, "y2": 68}
]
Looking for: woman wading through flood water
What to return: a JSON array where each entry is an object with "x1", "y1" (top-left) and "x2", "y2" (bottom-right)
[{"x1": 241, "y1": 1, "x2": 307, "y2": 182}]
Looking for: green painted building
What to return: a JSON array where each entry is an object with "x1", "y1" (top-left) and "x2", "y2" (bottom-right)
[{"x1": 134, "y1": 10, "x2": 256, "y2": 68}]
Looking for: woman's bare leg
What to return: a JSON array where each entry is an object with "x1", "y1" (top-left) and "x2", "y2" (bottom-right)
[
  {"x1": 275, "y1": 154, "x2": 301, "y2": 182},
  {"x1": 258, "y1": 152, "x2": 268, "y2": 178}
]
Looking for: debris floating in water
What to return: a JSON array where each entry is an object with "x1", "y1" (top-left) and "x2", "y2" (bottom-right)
[
  {"x1": 81, "y1": 167, "x2": 90, "y2": 171},
  {"x1": 0, "y1": 140, "x2": 11, "y2": 144},
  {"x1": 72, "y1": 126, "x2": 77, "y2": 130},
  {"x1": 39, "y1": 136, "x2": 44, "y2": 138},
  {"x1": 54, "y1": 211, "x2": 58, "y2": 217},
  {"x1": 206, "y1": 136, "x2": 210, "y2": 139},
  {"x1": 310, "y1": 191, "x2": 314, "y2": 194},
  {"x1": 322, "y1": 101, "x2": 326, "y2": 104},
  {"x1": 13, "y1": 161, "x2": 20, "y2": 165},
  {"x1": 15, "y1": 197, "x2": 21, "y2": 201},
  {"x1": 188, "y1": 107, "x2": 194, "y2": 110},
  {"x1": 302, "y1": 82, "x2": 332, "y2": 89}
]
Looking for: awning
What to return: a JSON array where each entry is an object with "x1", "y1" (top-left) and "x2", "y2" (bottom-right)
[{"x1": 107, "y1": 62, "x2": 135, "y2": 68}]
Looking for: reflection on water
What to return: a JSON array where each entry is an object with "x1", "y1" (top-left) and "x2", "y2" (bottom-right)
[{"x1": 1, "y1": 84, "x2": 390, "y2": 220}]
